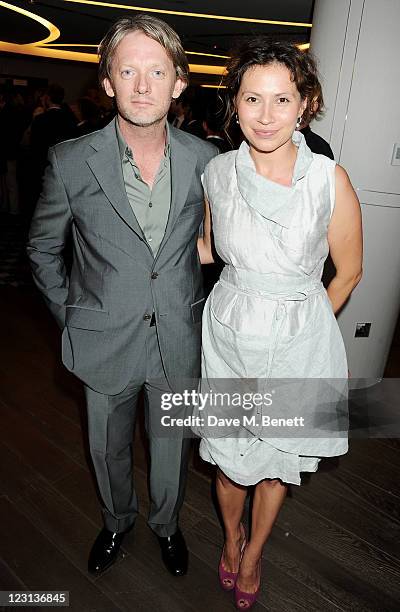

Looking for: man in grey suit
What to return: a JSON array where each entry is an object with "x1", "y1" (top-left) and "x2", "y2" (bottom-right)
[{"x1": 27, "y1": 14, "x2": 216, "y2": 577}]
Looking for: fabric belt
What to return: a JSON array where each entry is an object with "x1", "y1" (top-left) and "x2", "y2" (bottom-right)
[
  {"x1": 217, "y1": 266, "x2": 327, "y2": 444},
  {"x1": 220, "y1": 265, "x2": 324, "y2": 301}
]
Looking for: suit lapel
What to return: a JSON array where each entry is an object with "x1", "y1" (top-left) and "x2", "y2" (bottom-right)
[
  {"x1": 155, "y1": 129, "x2": 196, "y2": 261},
  {"x1": 86, "y1": 120, "x2": 197, "y2": 251},
  {"x1": 86, "y1": 119, "x2": 144, "y2": 238}
]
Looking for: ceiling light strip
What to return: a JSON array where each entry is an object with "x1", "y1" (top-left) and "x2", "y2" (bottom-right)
[
  {"x1": 0, "y1": 1, "x2": 60, "y2": 45},
  {"x1": 0, "y1": 42, "x2": 98, "y2": 63},
  {"x1": 62, "y1": 0, "x2": 312, "y2": 28},
  {"x1": 186, "y1": 51, "x2": 229, "y2": 59},
  {"x1": 188, "y1": 64, "x2": 226, "y2": 75},
  {"x1": 38, "y1": 43, "x2": 230, "y2": 59},
  {"x1": 0, "y1": 41, "x2": 226, "y2": 74}
]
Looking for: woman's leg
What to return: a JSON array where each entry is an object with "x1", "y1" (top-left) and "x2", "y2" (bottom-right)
[
  {"x1": 237, "y1": 479, "x2": 287, "y2": 596},
  {"x1": 216, "y1": 468, "x2": 248, "y2": 572}
]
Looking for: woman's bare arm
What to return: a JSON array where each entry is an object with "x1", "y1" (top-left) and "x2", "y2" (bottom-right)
[
  {"x1": 326, "y1": 165, "x2": 363, "y2": 314},
  {"x1": 197, "y1": 197, "x2": 214, "y2": 264}
]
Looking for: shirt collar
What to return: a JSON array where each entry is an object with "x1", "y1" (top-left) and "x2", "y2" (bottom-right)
[
  {"x1": 291, "y1": 129, "x2": 314, "y2": 182},
  {"x1": 235, "y1": 130, "x2": 314, "y2": 229},
  {"x1": 115, "y1": 117, "x2": 171, "y2": 162}
]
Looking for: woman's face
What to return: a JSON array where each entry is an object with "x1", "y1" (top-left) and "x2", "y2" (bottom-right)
[{"x1": 236, "y1": 62, "x2": 307, "y2": 154}]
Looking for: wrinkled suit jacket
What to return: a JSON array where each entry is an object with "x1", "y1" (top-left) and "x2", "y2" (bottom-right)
[{"x1": 27, "y1": 118, "x2": 216, "y2": 395}]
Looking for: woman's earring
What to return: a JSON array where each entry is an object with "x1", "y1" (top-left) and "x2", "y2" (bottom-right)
[
  {"x1": 235, "y1": 112, "x2": 239, "y2": 124},
  {"x1": 296, "y1": 116, "x2": 302, "y2": 130}
]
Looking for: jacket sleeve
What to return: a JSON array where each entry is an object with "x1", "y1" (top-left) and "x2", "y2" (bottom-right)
[{"x1": 26, "y1": 146, "x2": 73, "y2": 329}]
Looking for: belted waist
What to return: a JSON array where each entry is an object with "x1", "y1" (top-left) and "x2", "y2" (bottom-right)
[{"x1": 219, "y1": 266, "x2": 324, "y2": 301}]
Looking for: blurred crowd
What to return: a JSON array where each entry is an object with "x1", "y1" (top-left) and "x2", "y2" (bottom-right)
[
  {"x1": 0, "y1": 78, "x2": 333, "y2": 297},
  {"x1": 0, "y1": 82, "x2": 234, "y2": 227},
  {"x1": 0, "y1": 83, "x2": 112, "y2": 222}
]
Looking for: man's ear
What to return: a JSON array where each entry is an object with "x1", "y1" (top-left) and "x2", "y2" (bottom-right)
[
  {"x1": 172, "y1": 77, "x2": 187, "y2": 100},
  {"x1": 103, "y1": 78, "x2": 115, "y2": 99}
]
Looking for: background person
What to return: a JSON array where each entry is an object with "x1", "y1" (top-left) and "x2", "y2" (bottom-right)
[
  {"x1": 202, "y1": 103, "x2": 232, "y2": 154},
  {"x1": 300, "y1": 84, "x2": 334, "y2": 159}
]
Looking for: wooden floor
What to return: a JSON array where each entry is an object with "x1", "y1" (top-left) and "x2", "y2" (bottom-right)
[{"x1": 1, "y1": 282, "x2": 400, "y2": 612}]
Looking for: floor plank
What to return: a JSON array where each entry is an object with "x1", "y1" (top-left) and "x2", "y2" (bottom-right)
[
  {"x1": 0, "y1": 368, "x2": 87, "y2": 465},
  {"x1": 186, "y1": 517, "x2": 344, "y2": 612},
  {"x1": 277, "y1": 498, "x2": 400, "y2": 609},
  {"x1": 326, "y1": 467, "x2": 400, "y2": 524},
  {"x1": 0, "y1": 398, "x2": 80, "y2": 484},
  {"x1": 334, "y1": 446, "x2": 400, "y2": 498},
  {"x1": 0, "y1": 497, "x2": 122, "y2": 612},
  {"x1": 349, "y1": 438, "x2": 400, "y2": 471},
  {"x1": 292, "y1": 470, "x2": 400, "y2": 559},
  {"x1": 1, "y1": 279, "x2": 400, "y2": 610}
]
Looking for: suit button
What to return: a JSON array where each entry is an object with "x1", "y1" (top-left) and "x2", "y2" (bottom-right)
[
  {"x1": 151, "y1": 272, "x2": 158, "y2": 279},
  {"x1": 143, "y1": 314, "x2": 152, "y2": 321}
]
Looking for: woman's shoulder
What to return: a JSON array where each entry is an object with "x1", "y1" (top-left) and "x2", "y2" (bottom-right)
[
  {"x1": 307, "y1": 153, "x2": 338, "y2": 190},
  {"x1": 205, "y1": 148, "x2": 237, "y2": 174},
  {"x1": 310, "y1": 151, "x2": 337, "y2": 171},
  {"x1": 203, "y1": 149, "x2": 237, "y2": 193}
]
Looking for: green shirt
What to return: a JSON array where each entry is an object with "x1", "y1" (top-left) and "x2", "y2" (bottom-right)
[{"x1": 116, "y1": 119, "x2": 171, "y2": 256}]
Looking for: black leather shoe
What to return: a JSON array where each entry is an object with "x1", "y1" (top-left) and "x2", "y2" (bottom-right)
[
  {"x1": 88, "y1": 528, "x2": 125, "y2": 575},
  {"x1": 157, "y1": 529, "x2": 188, "y2": 576}
]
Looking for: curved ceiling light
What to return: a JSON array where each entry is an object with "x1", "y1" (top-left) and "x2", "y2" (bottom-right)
[
  {"x1": 40, "y1": 43, "x2": 230, "y2": 60},
  {"x1": 40, "y1": 43, "x2": 100, "y2": 47},
  {"x1": 62, "y1": 0, "x2": 312, "y2": 28},
  {"x1": 0, "y1": 43, "x2": 99, "y2": 63},
  {"x1": 0, "y1": 4, "x2": 223, "y2": 69},
  {"x1": 46, "y1": 43, "x2": 308, "y2": 56},
  {"x1": 0, "y1": 0, "x2": 93, "y2": 62},
  {"x1": 0, "y1": 1, "x2": 310, "y2": 74},
  {"x1": 0, "y1": 1, "x2": 60, "y2": 46}
]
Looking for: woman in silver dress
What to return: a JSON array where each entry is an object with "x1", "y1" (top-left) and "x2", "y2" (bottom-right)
[{"x1": 197, "y1": 39, "x2": 363, "y2": 609}]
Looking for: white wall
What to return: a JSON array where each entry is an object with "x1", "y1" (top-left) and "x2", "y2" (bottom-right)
[
  {"x1": 311, "y1": 0, "x2": 400, "y2": 379},
  {"x1": 339, "y1": 0, "x2": 400, "y2": 194}
]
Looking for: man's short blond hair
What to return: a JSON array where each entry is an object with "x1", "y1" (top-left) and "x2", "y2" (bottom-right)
[{"x1": 98, "y1": 14, "x2": 189, "y2": 87}]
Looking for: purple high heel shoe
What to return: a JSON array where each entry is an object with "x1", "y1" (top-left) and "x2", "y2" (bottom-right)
[
  {"x1": 218, "y1": 523, "x2": 246, "y2": 591},
  {"x1": 234, "y1": 558, "x2": 261, "y2": 609}
]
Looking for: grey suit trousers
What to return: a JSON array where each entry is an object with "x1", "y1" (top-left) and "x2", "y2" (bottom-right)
[{"x1": 85, "y1": 323, "x2": 191, "y2": 536}]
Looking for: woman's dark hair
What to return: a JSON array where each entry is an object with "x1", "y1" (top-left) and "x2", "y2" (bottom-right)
[{"x1": 222, "y1": 37, "x2": 324, "y2": 131}]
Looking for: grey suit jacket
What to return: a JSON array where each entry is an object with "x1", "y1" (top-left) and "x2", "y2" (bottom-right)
[{"x1": 27, "y1": 118, "x2": 217, "y2": 394}]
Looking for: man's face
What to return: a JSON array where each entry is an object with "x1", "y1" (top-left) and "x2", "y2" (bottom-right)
[{"x1": 103, "y1": 30, "x2": 185, "y2": 128}]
